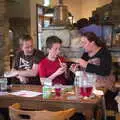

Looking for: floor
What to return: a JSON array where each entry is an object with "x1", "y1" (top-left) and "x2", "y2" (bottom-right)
[
  {"x1": 106, "y1": 110, "x2": 120, "y2": 120},
  {"x1": 105, "y1": 89, "x2": 119, "y2": 120}
]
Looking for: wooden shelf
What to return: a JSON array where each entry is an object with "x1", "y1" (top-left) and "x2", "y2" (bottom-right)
[
  {"x1": 65, "y1": 57, "x2": 120, "y2": 63},
  {"x1": 112, "y1": 57, "x2": 120, "y2": 62},
  {"x1": 115, "y1": 81, "x2": 120, "y2": 88}
]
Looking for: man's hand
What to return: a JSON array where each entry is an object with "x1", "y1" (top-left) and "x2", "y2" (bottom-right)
[
  {"x1": 17, "y1": 76, "x2": 29, "y2": 84},
  {"x1": 4, "y1": 70, "x2": 18, "y2": 78},
  {"x1": 55, "y1": 66, "x2": 66, "y2": 76},
  {"x1": 60, "y1": 62, "x2": 67, "y2": 68},
  {"x1": 48, "y1": 63, "x2": 67, "y2": 80}
]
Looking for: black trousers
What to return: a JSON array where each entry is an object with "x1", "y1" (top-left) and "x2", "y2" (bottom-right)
[
  {"x1": 0, "y1": 108, "x2": 10, "y2": 120},
  {"x1": 105, "y1": 90, "x2": 118, "y2": 111},
  {"x1": 70, "y1": 112, "x2": 85, "y2": 120}
]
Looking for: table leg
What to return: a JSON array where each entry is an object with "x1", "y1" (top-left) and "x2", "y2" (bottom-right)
[
  {"x1": 95, "y1": 96, "x2": 107, "y2": 120},
  {"x1": 84, "y1": 110, "x2": 94, "y2": 120}
]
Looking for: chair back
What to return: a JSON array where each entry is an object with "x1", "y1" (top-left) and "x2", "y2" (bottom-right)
[
  {"x1": 9, "y1": 103, "x2": 76, "y2": 120},
  {"x1": 9, "y1": 103, "x2": 35, "y2": 120}
]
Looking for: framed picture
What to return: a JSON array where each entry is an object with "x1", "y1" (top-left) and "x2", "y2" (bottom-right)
[
  {"x1": 102, "y1": 25, "x2": 113, "y2": 47},
  {"x1": 112, "y1": 27, "x2": 120, "y2": 47}
]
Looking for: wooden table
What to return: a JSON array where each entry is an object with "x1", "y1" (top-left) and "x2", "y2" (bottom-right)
[
  {"x1": 115, "y1": 81, "x2": 120, "y2": 89},
  {"x1": 0, "y1": 85, "x2": 106, "y2": 120}
]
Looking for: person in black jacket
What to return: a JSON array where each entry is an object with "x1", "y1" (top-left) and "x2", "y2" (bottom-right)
[
  {"x1": 70, "y1": 32, "x2": 115, "y2": 89},
  {"x1": 79, "y1": 32, "x2": 111, "y2": 76}
]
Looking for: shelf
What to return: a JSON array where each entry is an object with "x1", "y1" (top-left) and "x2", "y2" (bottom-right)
[
  {"x1": 109, "y1": 47, "x2": 120, "y2": 52},
  {"x1": 112, "y1": 57, "x2": 120, "y2": 62}
]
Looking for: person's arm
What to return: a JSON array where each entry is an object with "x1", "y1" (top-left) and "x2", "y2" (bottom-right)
[
  {"x1": 39, "y1": 67, "x2": 66, "y2": 85},
  {"x1": 86, "y1": 55, "x2": 112, "y2": 76},
  {"x1": 9, "y1": 63, "x2": 38, "y2": 78},
  {"x1": 39, "y1": 78, "x2": 46, "y2": 85},
  {"x1": 16, "y1": 63, "x2": 38, "y2": 77},
  {"x1": 79, "y1": 54, "x2": 111, "y2": 76},
  {"x1": 77, "y1": 58, "x2": 88, "y2": 68},
  {"x1": 49, "y1": 67, "x2": 66, "y2": 79},
  {"x1": 86, "y1": 49, "x2": 112, "y2": 76},
  {"x1": 12, "y1": 49, "x2": 45, "y2": 77},
  {"x1": 76, "y1": 49, "x2": 112, "y2": 76},
  {"x1": 38, "y1": 60, "x2": 67, "y2": 85}
]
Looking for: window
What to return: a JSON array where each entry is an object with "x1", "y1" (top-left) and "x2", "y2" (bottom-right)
[{"x1": 44, "y1": 0, "x2": 50, "y2": 7}]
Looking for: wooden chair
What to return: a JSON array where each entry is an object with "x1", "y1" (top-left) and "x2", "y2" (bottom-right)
[
  {"x1": 9, "y1": 103, "x2": 76, "y2": 120},
  {"x1": 116, "y1": 112, "x2": 120, "y2": 120}
]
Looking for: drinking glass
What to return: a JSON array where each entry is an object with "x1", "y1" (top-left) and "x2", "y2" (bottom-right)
[
  {"x1": 79, "y1": 72, "x2": 96, "y2": 97},
  {"x1": 54, "y1": 84, "x2": 62, "y2": 97},
  {"x1": 79, "y1": 80, "x2": 93, "y2": 97},
  {"x1": 43, "y1": 78, "x2": 52, "y2": 86},
  {"x1": 42, "y1": 85, "x2": 52, "y2": 99},
  {"x1": 0, "y1": 77, "x2": 7, "y2": 91}
]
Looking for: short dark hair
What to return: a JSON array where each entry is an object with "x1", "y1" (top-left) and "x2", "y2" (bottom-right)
[
  {"x1": 19, "y1": 34, "x2": 33, "y2": 45},
  {"x1": 76, "y1": 18, "x2": 89, "y2": 29},
  {"x1": 46, "y1": 36, "x2": 62, "y2": 49}
]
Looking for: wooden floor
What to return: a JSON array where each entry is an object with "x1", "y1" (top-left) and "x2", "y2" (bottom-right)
[
  {"x1": 106, "y1": 110, "x2": 120, "y2": 120},
  {"x1": 116, "y1": 112, "x2": 120, "y2": 120}
]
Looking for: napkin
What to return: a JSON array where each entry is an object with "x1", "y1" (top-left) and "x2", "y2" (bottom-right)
[
  {"x1": 0, "y1": 92, "x2": 8, "y2": 96},
  {"x1": 93, "y1": 89, "x2": 104, "y2": 96},
  {"x1": 9, "y1": 90, "x2": 42, "y2": 97},
  {"x1": 115, "y1": 95, "x2": 120, "y2": 103}
]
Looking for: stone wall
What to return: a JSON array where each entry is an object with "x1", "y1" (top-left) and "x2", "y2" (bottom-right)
[
  {"x1": 92, "y1": 0, "x2": 120, "y2": 25},
  {"x1": 0, "y1": 0, "x2": 10, "y2": 76},
  {"x1": 9, "y1": 17, "x2": 30, "y2": 50},
  {"x1": 111, "y1": 0, "x2": 120, "y2": 25},
  {"x1": 0, "y1": 0, "x2": 31, "y2": 76}
]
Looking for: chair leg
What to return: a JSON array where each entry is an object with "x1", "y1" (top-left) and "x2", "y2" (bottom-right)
[
  {"x1": 116, "y1": 112, "x2": 120, "y2": 120},
  {"x1": 0, "y1": 113, "x2": 5, "y2": 120}
]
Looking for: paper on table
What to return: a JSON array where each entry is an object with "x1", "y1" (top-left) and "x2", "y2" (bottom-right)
[
  {"x1": 0, "y1": 92, "x2": 8, "y2": 96},
  {"x1": 9, "y1": 90, "x2": 42, "y2": 97}
]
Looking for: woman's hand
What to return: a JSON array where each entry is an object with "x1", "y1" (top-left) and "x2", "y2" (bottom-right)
[
  {"x1": 77, "y1": 58, "x2": 88, "y2": 68},
  {"x1": 69, "y1": 64, "x2": 79, "y2": 73},
  {"x1": 17, "y1": 76, "x2": 28, "y2": 84}
]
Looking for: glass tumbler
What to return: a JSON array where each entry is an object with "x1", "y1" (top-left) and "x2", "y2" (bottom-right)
[
  {"x1": 54, "y1": 84, "x2": 62, "y2": 97},
  {"x1": 0, "y1": 77, "x2": 7, "y2": 91},
  {"x1": 79, "y1": 72, "x2": 96, "y2": 97}
]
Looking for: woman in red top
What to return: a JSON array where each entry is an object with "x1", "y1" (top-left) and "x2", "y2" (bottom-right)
[{"x1": 38, "y1": 36, "x2": 68, "y2": 85}]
